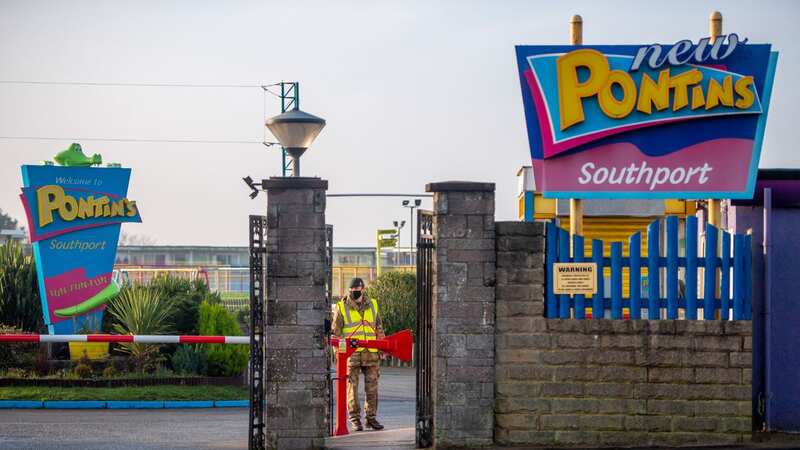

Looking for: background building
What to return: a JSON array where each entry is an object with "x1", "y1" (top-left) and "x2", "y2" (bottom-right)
[{"x1": 114, "y1": 245, "x2": 416, "y2": 303}]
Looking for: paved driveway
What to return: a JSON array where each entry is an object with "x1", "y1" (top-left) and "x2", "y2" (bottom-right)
[
  {"x1": 0, "y1": 408, "x2": 248, "y2": 450},
  {"x1": 0, "y1": 368, "x2": 415, "y2": 450}
]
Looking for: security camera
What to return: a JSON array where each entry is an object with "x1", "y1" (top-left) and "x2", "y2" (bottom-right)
[{"x1": 243, "y1": 176, "x2": 259, "y2": 199}]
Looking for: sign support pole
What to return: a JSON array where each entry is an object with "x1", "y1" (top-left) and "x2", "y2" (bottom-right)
[
  {"x1": 569, "y1": 14, "x2": 584, "y2": 256},
  {"x1": 709, "y1": 11, "x2": 724, "y2": 314},
  {"x1": 708, "y1": 11, "x2": 723, "y2": 231}
]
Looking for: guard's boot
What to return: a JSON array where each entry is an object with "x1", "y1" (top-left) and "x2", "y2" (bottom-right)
[
  {"x1": 351, "y1": 419, "x2": 363, "y2": 431},
  {"x1": 366, "y1": 418, "x2": 384, "y2": 430}
]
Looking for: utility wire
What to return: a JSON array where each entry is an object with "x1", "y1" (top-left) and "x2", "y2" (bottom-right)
[
  {"x1": 0, "y1": 80, "x2": 263, "y2": 89},
  {"x1": 0, "y1": 136, "x2": 264, "y2": 144},
  {"x1": 0, "y1": 79, "x2": 288, "y2": 145}
]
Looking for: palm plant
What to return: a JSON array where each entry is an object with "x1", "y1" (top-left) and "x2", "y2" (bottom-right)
[
  {"x1": 107, "y1": 285, "x2": 175, "y2": 371},
  {"x1": 149, "y1": 274, "x2": 219, "y2": 334},
  {"x1": 0, "y1": 240, "x2": 43, "y2": 332}
]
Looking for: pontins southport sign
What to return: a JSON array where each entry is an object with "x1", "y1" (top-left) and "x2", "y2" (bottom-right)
[
  {"x1": 20, "y1": 157, "x2": 141, "y2": 334},
  {"x1": 516, "y1": 34, "x2": 778, "y2": 198}
]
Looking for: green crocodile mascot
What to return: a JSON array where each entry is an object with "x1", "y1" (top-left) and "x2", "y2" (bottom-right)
[
  {"x1": 54, "y1": 143, "x2": 102, "y2": 167},
  {"x1": 50, "y1": 142, "x2": 115, "y2": 318}
]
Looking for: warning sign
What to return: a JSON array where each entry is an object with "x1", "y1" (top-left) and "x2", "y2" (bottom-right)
[{"x1": 553, "y1": 262, "x2": 597, "y2": 295}]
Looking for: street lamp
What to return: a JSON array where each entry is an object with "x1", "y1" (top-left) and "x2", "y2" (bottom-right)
[
  {"x1": 265, "y1": 108, "x2": 326, "y2": 177},
  {"x1": 402, "y1": 199, "x2": 422, "y2": 250},
  {"x1": 393, "y1": 220, "x2": 406, "y2": 266}
]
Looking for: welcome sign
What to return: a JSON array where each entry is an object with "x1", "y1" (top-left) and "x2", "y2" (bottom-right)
[
  {"x1": 516, "y1": 35, "x2": 778, "y2": 198},
  {"x1": 20, "y1": 164, "x2": 142, "y2": 334}
]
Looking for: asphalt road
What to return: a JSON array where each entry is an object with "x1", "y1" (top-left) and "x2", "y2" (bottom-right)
[
  {"x1": 0, "y1": 408, "x2": 248, "y2": 450},
  {"x1": 0, "y1": 368, "x2": 415, "y2": 450}
]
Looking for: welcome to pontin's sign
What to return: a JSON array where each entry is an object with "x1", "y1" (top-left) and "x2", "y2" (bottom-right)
[
  {"x1": 516, "y1": 35, "x2": 778, "y2": 199},
  {"x1": 20, "y1": 163, "x2": 141, "y2": 334}
]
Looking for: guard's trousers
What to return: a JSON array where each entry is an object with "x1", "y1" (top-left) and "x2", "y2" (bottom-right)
[{"x1": 347, "y1": 354, "x2": 380, "y2": 422}]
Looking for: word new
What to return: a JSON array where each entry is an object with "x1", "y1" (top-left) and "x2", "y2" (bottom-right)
[
  {"x1": 630, "y1": 34, "x2": 746, "y2": 71},
  {"x1": 37, "y1": 185, "x2": 138, "y2": 227}
]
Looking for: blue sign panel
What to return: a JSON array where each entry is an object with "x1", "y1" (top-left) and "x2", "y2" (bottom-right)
[{"x1": 20, "y1": 165, "x2": 141, "y2": 334}]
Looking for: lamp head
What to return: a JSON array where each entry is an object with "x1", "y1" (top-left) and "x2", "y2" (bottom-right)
[{"x1": 265, "y1": 108, "x2": 326, "y2": 151}]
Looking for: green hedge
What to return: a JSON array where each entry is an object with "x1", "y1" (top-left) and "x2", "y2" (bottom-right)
[
  {"x1": 364, "y1": 271, "x2": 416, "y2": 337},
  {"x1": 198, "y1": 302, "x2": 247, "y2": 377}
]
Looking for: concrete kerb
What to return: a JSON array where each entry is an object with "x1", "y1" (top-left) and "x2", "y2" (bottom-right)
[{"x1": 0, "y1": 399, "x2": 249, "y2": 409}]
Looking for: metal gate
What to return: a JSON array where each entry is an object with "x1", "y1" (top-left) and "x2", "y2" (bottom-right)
[
  {"x1": 415, "y1": 210, "x2": 434, "y2": 448},
  {"x1": 325, "y1": 224, "x2": 334, "y2": 436},
  {"x1": 248, "y1": 216, "x2": 267, "y2": 450}
]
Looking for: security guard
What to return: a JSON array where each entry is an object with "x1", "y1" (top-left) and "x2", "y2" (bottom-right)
[{"x1": 332, "y1": 277, "x2": 385, "y2": 431}]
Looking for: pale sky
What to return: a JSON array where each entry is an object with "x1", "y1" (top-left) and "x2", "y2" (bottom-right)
[{"x1": 1, "y1": 0, "x2": 798, "y2": 247}]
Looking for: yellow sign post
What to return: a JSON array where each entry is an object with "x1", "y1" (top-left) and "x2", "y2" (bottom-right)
[
  {"x1": 375, "y1": 228, "x2": 398, "y2": 277},
  {"x1": 553, "y1": 262, "x2": 598, "y2": 296}
]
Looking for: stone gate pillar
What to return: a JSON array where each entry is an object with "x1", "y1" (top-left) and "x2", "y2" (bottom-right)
[
  {"x1": 263, "y1": 177, "x2": 329, "y2": 450},
  {"x1": 426, "y1": 181, "x2": 496, "y2": 448}
]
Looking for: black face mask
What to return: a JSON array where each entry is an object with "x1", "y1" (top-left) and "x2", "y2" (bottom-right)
[{"x1": 351, "y1": 291, "x2": 362, "y2": 300}]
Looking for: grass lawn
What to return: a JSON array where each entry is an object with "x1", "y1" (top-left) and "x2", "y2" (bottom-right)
[{"x1": 0, "y1": 385, "x2": 248, "y2": 401}]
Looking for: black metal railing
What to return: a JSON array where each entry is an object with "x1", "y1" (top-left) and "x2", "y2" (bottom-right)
[
  {"x1": 248, "y1": 215, "x2": 266, "y2": 450},
  {"x1": 325, "y1": 224, "x2": 334, "y2": 436},
  {"x1": 415, "y1": 210, "x2": 434, "y2": 448}
]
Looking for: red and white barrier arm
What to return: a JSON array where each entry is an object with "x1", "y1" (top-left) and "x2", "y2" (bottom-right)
[{"x1": 0, "y1": 334, "x2": 252, "y2": 344}]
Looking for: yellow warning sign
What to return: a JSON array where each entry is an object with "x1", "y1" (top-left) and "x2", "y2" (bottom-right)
[{"x1": 553, "y1": 262, "x2": 597, "y2": 295}]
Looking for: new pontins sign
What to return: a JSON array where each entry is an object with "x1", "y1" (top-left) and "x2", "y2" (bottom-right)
[{"x1": 516, "y1": 35, "x2": 778, "y2": 198}]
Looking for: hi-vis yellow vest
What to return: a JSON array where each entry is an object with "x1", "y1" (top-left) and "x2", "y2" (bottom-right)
[{"x1": 338, "y1": 298, "x2": 379, "y2": 353}]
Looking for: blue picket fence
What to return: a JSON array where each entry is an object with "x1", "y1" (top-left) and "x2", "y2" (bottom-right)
[{"x1": 545, "y1": 216, "x2": 752, "y2": 320}]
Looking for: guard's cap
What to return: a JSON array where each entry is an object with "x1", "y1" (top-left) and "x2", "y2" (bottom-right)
[{"x1": 349, "y1": 277, "x2": 365, "y2": 289}]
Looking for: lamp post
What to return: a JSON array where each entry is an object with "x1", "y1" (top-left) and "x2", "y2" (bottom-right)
[
  {"x1": 265, "y1": 108, "x2": 326, "y2": 177},
  {"x1": 402, "y1": 199, "x2": 422, "y2": 250},
  {"x1": 393, "y1": 220, "x2": 406, "y2": 266}
]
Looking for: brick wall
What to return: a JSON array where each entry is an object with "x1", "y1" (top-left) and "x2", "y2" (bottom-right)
[
  {"x1": 494, "y1": 220, "x2": 753, "y2": 448},
  {"x1": 263, "y1": 177, "x2": 329, "y2": 450},
  {"x1": 427, "y1": 181, "x2": 497, "y2": 448}
]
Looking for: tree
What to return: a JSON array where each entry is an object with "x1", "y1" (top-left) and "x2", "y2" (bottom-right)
[
  {"x1": 118, "y1": 233, "x2": 156, "y2": 246},
  {"x1": 0, "y1": 208, "x2": 18, "y2": 231},
  {"x1": 365, "y1": 271, "x2": 416, "y2": 337}
]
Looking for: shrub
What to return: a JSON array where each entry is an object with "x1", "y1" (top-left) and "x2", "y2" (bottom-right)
[
  {"x1": 198, "y1": 302, "x2": 247, "y2": 377},
  {"x1": 34, "y1": 350, "x2": 50, "y2": 376},
  {"x1": 171, "y1": 344, "x2": 208, "y2": 375},
  {"x1": 74, "y1": 363, "x2": 92, "y2": 379},
  {"x1": 4, "y1": 367, "x2": 30, "y2": 378},
  {"x1": 237, "y1": 305, "x2": 251, "y2": 335},
  {"x1": 107, "y1": 285, "x2": 175, "y2": 372},
  {"x1": 364, "y1": 271, "x2": 416, "y2": 337},
  {"x1": 0, "y1": 241, "x2": 43, "y2": 332},
  {"x1": 0, "y1": 324, "x2": 37, "y2": 371}
]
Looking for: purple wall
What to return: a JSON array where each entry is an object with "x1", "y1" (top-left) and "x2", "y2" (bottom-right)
[{"x1": 730, "y1": 202, "x2": 800, "y2": 432}]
